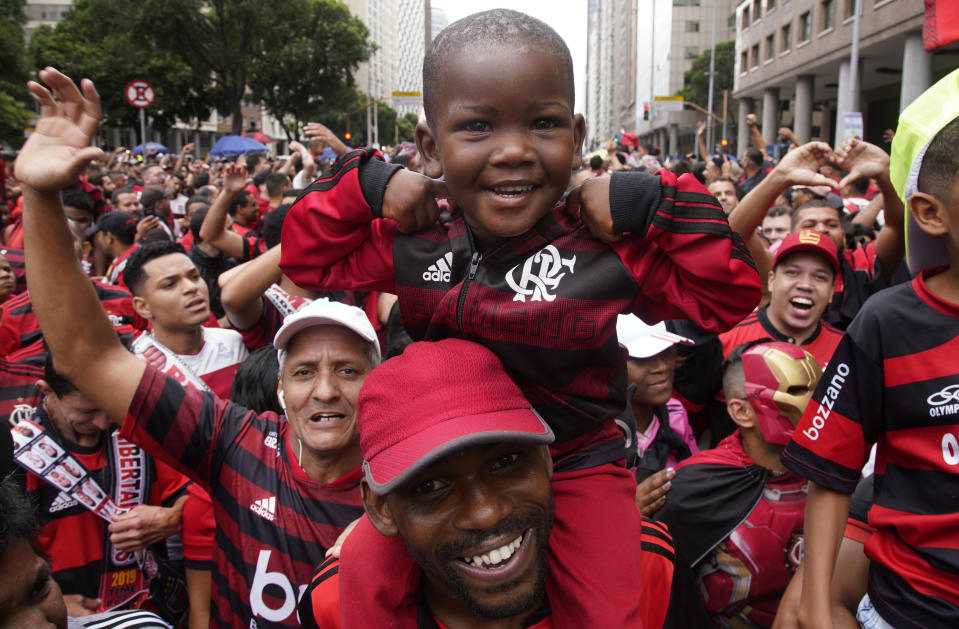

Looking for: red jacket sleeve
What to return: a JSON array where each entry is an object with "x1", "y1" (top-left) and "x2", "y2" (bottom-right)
[
  {"x1": 280, "y1": 149, "x2": 399, "y2": 293},
  {"x1": 608, "y1": 169, "x2": 761, "y2": 332}
]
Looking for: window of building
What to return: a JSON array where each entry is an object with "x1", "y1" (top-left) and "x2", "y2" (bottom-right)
[
  {"x1": 765, "y1": 34, "x2": 775, "y2": 60},
  {"x1": 800, "y1": 11, "x2": 811, "y2": 41},
  {"x1": 844, "y1": 0, "x2": 856, "y2": 19},
  {"x1": 751, "y1": 44, "x2": 760, "y2": 68},
  {"x1": 742, "y1": 4, "x2": 750, "y2": 29},
  {"x1": 821, "y1": 0, "x2": 835, "y2": 31},
  {"x1": 781, "y1": 23, "x2": 792, "y2": 52},
  {"x1": 740, "y1": 50, "x2": 749, "y2": 73},
  {"x1": 686, "y1": 46, "x2": 700, "y2": 59},
  {"x1": 686, "y1": 20, "x2": 700, "y2": 32},
  {"x1": 767, "y1": 0, "x2": 776, "y2": 11}
]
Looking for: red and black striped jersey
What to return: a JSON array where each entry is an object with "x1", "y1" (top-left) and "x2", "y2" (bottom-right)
[
  {"x1": 719, "y1": 305, "x2": 843, "y2": 370},
  {"x1": 121, "y1": 364, "x2": 364, "y2": 628},
  {"x1": 299, "y1": 518, "x2": 674, "y2": 629},
  {"x1": 0, "y1": 356, "x2": 42, "y2": 425},
  {"x1": 828, "y1": 240, "x2": 886, "y2": 330},
  {"x1": 0, "y1": 279, "x2": 147, "y2": 365},
  {"x1": 16, "y1": 406, "x2": 189, "y2": 599},
  {"x1": 281, "y1": 148, "x2": 761, "y2": 448},
  {"x1": 784, "y1": 268, "x2": 959, "y2": 629}
]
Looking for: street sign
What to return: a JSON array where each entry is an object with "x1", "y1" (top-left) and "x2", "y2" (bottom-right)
[
  {"x1": 654, "y1": 96, "x2": 684, "y2": 112},
  {"x1": 125, "y1": 80, "x2": 155, "y2": 109},
  {"x1": 392, "y1": 91, "x2": 421, "y2": 108}
]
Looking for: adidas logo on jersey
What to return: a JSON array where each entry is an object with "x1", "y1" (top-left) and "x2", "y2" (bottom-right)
[
  {"x1": 250, "y1": 496, "x2": 276, "y2": 522},
  {"x1": 49, "y1": 491, "x2": 78, "y2": 513},
  {"x1": 423, "y1": 252, "x2": 454, "y2": 283}
]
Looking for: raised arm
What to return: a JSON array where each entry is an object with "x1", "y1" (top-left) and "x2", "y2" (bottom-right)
[
  {"x1": 747, "y1": 113, "x2": 766, "y2": 154},
  {"x1": 173, "y1": 142, "x2": 194, "y2": 175},
  {"x1": 728, "y1": 141, "x2": 836, "y2": 279},
  {"x1": 290, "y1": 140, "x2": 316, "y2": 182},
  {"x1": 16, "y1": 68, "x2": 144, "y2": 424},
  {"x1": 219, "y1": 245, "x2": 282, "y2": 330},
  {"x1": 834, "y1": 138, "x2": 905, "y2": 280},
  {"x1": 696, "y1": 121, "x2": 709, "y2": 161},
  {"x1": 798, "y1": 483, "x2": 852, "y2": 629},
  {"x1": 778, "y1": 126, "x2": 802, "y2": 148},
  {"x1": 198, "y1": 161, "x2": 248, "y2": 259}
]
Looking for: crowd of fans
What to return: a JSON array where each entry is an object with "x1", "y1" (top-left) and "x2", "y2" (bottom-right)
[{"x1": 1, "y1": 8, "x2": 957, "y2": 629}]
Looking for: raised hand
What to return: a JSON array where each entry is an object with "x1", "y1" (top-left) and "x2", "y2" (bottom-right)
[
  {"x1": 15, "y1": 68, "x2": 104, "y2": 194},
  {"x1": 221, "y1": 161, "x2": 248, "y2": 194},
  {"x1": 696, "y1": 120, "x2": 706, "y2": 136},
  {"x1": 833, "y1": 137, "x2": 890, "y2": 188},
  {"x1": 382, "y1": 169, "x2": 448, "y2": 233},
  {"x1": 773, "y1": 141, "x2": 837, "y2": 188}
]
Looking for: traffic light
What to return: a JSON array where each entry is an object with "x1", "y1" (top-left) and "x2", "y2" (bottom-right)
[
  {"x1": 720, "y1": 138, "x2": 728, "y2": 148},
  {"x1": 344, "y1": 132, "x2": 352, "y2": 140},
  {"x1": 643, "y1": 104, "x2": 649, "y2": 121}
]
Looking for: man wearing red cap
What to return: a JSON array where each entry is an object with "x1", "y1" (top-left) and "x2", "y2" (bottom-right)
[
  {"x1": 300, "y1": 339, "x2": 679, "y2": 629},
  {"x1": 655, "y1": 341, "x2": 822, "y2": 627},
  {"x1": 720, "y1": 229, "x2": 844, "y2": 371}
]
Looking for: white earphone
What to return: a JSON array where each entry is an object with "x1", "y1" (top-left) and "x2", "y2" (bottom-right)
[{"x1": 278, "y1": 390, "x2": 286, "y2": 412}]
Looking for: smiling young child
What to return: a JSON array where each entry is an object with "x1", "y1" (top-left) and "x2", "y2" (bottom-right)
[{"x1": 281, "y1": 9, "x2": 760, "y2": 627}]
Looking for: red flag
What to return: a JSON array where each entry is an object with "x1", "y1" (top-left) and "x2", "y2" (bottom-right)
[{"x1": 924, "y1": 0, "x2": 959, "y2": 51}]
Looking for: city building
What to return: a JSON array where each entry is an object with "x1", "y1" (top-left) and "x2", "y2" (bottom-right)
[
  {"x1": 586, "y1": 0, "x2": 738, "y2": 156},
  {"x1": 733, "y1": 0, "x2": 958, "y2": 154},
  {"x1": 395, "y1": 0, "x2": 431, "y2": 116}
]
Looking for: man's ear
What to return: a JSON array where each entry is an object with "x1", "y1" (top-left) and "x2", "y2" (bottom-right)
[
  {"x1": 361, "y1": 481, "x2": 400, "y2": 538},
  {"x1": 727, "y1": 397, "x2": 757, "y2": 431},
  {"x1": 909, "y1": 192, "x2": 949, "y2": 238},
  {"x1": 80, "y1": 239, "x2": 92, "y2": 259},
  {"x1": 415, "y1": 122, "x2": 444, "y2": 179},
  {"x1": 131, "y1": 295, "x2": 152, "y2": 321},
  {"x1": 767, "y1": 269, "x2": 776, "y2": 294},
  {"x1": 539, "y1": 445, "x2": 553, "y2": 481},
  {"x1": 571, "y1": 114, "x2": 586, "y2": 171},
  {"x1": 35, "y1": 379, "x2": 54, "y2": 399}
]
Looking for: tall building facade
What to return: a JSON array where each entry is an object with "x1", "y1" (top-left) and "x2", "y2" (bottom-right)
[
  {"x1": 395, "y1": 0, "x2": 431, "y2": 116},
  {"x1": 586, "y1": 0, "x2": 738, "y2": 155},
  {"x1": 732, "y1": 0, "x2": 954, "y2": 153}
]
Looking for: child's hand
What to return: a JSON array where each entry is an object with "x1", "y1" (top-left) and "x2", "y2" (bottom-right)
[
  {"x1": 15, "y1": 68, "x2": 104, "y2": 194},
  {"x1": 382, "y1": 169, "x2": 448, "y2": 233},
  {"x1": 565, "y1": 176, "x2": 619, "y2": 243},
  {"x1": 833, "y1": 137, "x2": 889, "y2": 188}
]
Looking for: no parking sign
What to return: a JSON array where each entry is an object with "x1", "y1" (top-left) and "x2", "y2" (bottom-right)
[{"x1": 125, "y1": 80, "x2": 155, "y2": 108}]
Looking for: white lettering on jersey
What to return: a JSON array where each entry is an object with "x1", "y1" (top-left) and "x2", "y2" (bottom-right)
[{"x1": 250, "y1": 550, "x2": 308, "y2": 624}]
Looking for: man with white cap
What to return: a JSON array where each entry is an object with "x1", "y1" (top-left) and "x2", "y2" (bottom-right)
[
  {"x1": 16, "y1": 123, "x2": 380, "y2": 628},
  {"x1": 615, "y1": 314, "x2": 698, "y2": 488}
]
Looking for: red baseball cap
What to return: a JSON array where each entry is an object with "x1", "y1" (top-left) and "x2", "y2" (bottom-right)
[
  {"x1": 358, "y1": 339, "x2": 554, "y2": 496},
  {"x1": 773, "y1": 229, "x2": 839, "y2": 275}
]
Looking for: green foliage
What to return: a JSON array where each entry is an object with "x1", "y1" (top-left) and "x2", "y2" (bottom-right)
[
  {"x1": 677, "y1": 41, "x2": 736, "y2": 112},
  {"x1": 0, "y1": 0, "x2": 32, "y2": 147},
  {"x1": 247, "y1": 0, "x2": 374, "y2": 139},
  {"x1": 26, "y1": 0, "x2": 375, "y2": 137},
  {"x1": 28, "y1": 0, "x2": 213, "y2": 133}
]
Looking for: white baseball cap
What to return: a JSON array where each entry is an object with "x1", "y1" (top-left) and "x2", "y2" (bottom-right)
[
  {"x1": 273, "y1": 298, "x2": 381, "y2": 362},
  {"x1": 617, "y1": 315, "x2": 693, "y2": 359}
]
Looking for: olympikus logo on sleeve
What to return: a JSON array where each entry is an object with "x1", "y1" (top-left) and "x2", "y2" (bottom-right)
[
  {"x1": 250, "y1": 496, "x2": 276, "y2": 522},
  {"x1": 423, "y1": 252, "x2": 454, "y2": 283},
  {"x1": 928, "y1": 384, "x2": 959, "y2": 418},
  {"x1": 802, "y1": 363, "x2": 850, "y2": 441}
]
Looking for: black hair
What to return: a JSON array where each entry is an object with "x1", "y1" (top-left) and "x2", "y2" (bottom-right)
[
  {"x1": 228, "y1": 190, "x2": 252, "y2": 217},
  {"x1": 670, "y1": 160, "x2": 691, "y2": 177},
  {"x1": 766, "y1": 205, "x2": 791, "y2": 219},
  {"x1": 265, "y1": 172, "x2": 290, "y2": 197},
  {"x1": 122, "y1": 240, "x2": 188, "y2": 296},
  {"x1": 245, "y1": 153, "x2": 265, "y2": 172},
  {"x1": 917, "y1": 115, "x2": 959, "y2": 206},
  {"x1": 88, "y1": 173, "x2": 104, "y2": 187},
  {"x1": 61, "y1": 188, "x2": 95, "y2": 215},
  {"x1": 230, "y1": 345, "x2": 282, "y2": 415},
  {"x1": 691, "y1": 160, "x2": 707, "y2": 184},
  {"x1": 190, "y1": 206, "x2": 210, "y2": 243},
  {"x1": 845, "y1": 221, "x2": 876, "y2": 251},
  {"x1": 588, "y1": 155, "x2": 604, "y2": 171},
  {"x1": 111, "y1": 186, "x2": 136, "y2": 205},
  {"x1": 422, "y1": 9, "x2": 574, "y2": 126},
  {"x1": 253, "y1": 170, "x2": 270, "y2": 188},
  {"x1": 0, "y1": 474, "x2": 37, "y2": 561},
  {"x1": 263, "y1": 204, "x2": 291, "y2": 249},
  {"x1": 745, "y1": 147, "x2": 764, "y2": 169},
  {"x1": 846, "y1": 177, "x2": 869, "y2": 196},
  {"x1": 43, "y1": 353, "x2": 78, "y2": 398},
  {"x1": 721, "y1": 338, "x2": 773, "y2": 399},
  {"x1": 143, "y1": 228, "x2": 172, "y2": 243},
  {"x1": 790, "y1": 199, "x2": 841, "y2": 229},
  {"x1": 192, "y1": 172, "x2": 210, "y2": 189}
]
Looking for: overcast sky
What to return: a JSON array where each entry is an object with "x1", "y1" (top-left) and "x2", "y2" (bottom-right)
[{"x1": 432, "y1": 1, "x2": 588, "y2": 113}]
